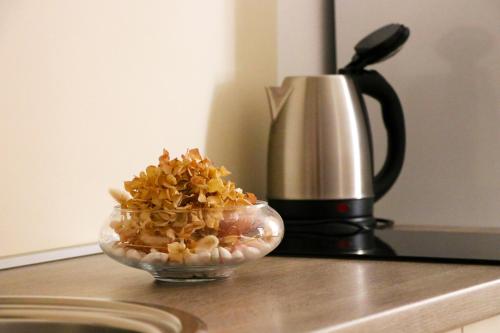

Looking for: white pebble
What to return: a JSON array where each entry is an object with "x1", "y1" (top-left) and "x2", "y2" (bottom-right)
[
  {"x1": 218, "y1": 247, "x2": 232, "y2": 264},
  {"x1": 240, "y1": 245, "x2": 262, "y2": 260},
  {"x1": 267, "y1": 236, "x2": 282, "y2": 249},
  {"x1": 141, "y1": 251, "x2": 168, "y2": 264},
  {"x1": 197, "y1": 251, "x2": 211, "y2": 265},
  {"x1": 184, "y1": 253, "x2": 201, "y2": 266},
  {"x1": 184, "y1": 250, "x2": 212, "y2": 266},
  {"x1": 230, "y1": 250, "x2": 245, "y2": 264},
  {"x1": 126, "y1": 249, "x2": 144, "y2": 261},
  {"x1": 264, "y1": 223, "x2": 278, "y2": 237},
  {"x1": 110, "y1": 245, "x2": 125, "y2": 258},
  {"x1": 210, "y1": 247, "x2": 220, "y2": 264},
  {"x1": 246, "y1": 239, "x2": 272, "y2": 252}
]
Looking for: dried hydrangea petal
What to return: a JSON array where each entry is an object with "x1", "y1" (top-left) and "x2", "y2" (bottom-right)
[
  {"x1": 187, "y1": 148, "x2": 202, "y2": 161},
  {"x1": 109, "y1": 148, "x2": 258, "y2": 254},
  {"x1": 167, "y1": 241, "x2": 188, "y2": 263},
  {"x1": 109, "y1": 189, "x2": 131, "y2": 206}
]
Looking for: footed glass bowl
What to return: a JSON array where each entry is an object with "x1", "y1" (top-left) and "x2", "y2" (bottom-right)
[{"x1": 99, "y1": 201, "x2": 284, "y2": 282}]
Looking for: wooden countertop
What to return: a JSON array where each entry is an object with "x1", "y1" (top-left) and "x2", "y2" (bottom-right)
[{"x1": 2, "y1": 254, "x2": 500, "y2": 332}]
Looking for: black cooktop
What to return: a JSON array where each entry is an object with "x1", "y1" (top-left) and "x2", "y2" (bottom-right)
[{"x1": 271, "y1": 226, "x2": 500, "y2": 265}]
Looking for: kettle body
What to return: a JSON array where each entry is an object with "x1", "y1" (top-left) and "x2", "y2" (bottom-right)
[
  {"x1": 266, "y1": 70, "x2": 405, "y2": 223},
  {"x1": 267, "y1": 75, "x2": 374, "y2": 200}
]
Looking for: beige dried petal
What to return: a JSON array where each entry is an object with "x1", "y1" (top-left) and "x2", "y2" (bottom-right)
[
  {"x1": 159, "y1": 149, "x2": 170, "y2": 164},
  {"x1": 187, "y1": 148, "x2": 202, "y2": 161},
  {"x1": 172, "y1": 193, "x2": 182, "y2": 207},
  {"x1": 208, "y1": 167, "x2": 217, "y2": 179},
  {"x1": 219, "y1": 166, "x2": 231, "y2": 177},
  {"x1": 139, "y1": 211, "x2": 151, "y2": 222},
  {"x1": 198, "y1": 191, "x2": 207, "y2": 203},
  {"x1": 236, "y1": 198, "x2": 251, "y2": 206},
  {"x1": 145, "y1": 165, "x2": 159, "y2": 177},
  {"x1": 109, "y1": 189, "x2": 130, "y2": 205},
  {"x1": 207, "y1": 196, "x2": 223, "y2": 207},
  {"x1": 205, "y1": 214, "x2": 221, "y2": 229},
  {"x1": 166, "y1": 174, "x2": 177, "y2": 185},
  {"x1": 160, "y1": 163, "x2": 172, "y2": 174},
  {"x1": 207, "y1": 178, "x2": 224, "y2": 193},
  {"x1": 151, "y1": 197, "x2": 162, "y2": 207},
  {"x1": 191, "y1": 175, "x2": 206, "y2": 186},
  {"x1": 245, "y1": 192, "x2": 257, "y2": 204},
  {"x1": 154, "y1": 211, "x2": 175, "y2": 221},
  {"x1": 166, "y1": 228, "x2": 176, "y2": 241},
  {"x1": 194, "y1": 235, "x2": 219, "y2": 253},
  {"x1": 173, "y1": 212, "x2": 188, "y2": 227},
  {"x1": 221, "y1": 235, "x2": 239, "y2": 247},
  {"x1": 110, "y1": 219, "x2": 122, "y2": 230},
  {"x1": 190, "y1": 211, "x2": 202, "y2": 222},
  {"x1": 191, "y1": 219, "x2": 205, "y2": 230},
  {"x1": 167, "y1": 242, "x2": 187, "y2": 263},
  {"x1": 139, "y1": 233, "x2": 167, "y2": 247}
]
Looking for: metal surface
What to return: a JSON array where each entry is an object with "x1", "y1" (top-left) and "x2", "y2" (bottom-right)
[
  {"x1": 266, "y1": 75, "x2": 374, "y2": 200},
  {"x1": 0, "y1": 322, "x2": 136, "y2": 333},
  {"x1": 0, "y1": 296, "x2": 207, "y2": 333}
]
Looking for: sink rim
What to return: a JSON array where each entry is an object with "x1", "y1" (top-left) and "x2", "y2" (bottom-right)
[
  {"x1": 0, "y1": 295, "x2": 207, "y2": 333},
  {"x1": 0, "y1": 320, "x2": 140, "y2": 333}
]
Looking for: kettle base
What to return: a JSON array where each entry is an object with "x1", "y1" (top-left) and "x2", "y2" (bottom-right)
[
  {"x1": 269, "y1": 198, "x2": 374, "y2": 221},
  {"x1": 269, "y1": 198, "x2": 376, "y2": 237}
]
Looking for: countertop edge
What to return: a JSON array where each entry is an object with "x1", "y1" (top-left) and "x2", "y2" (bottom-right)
[
  {"x1": 320, "y1": 278, "x2": 500, "y2": 333},
  {"x1": 3, "y1": 254, "x2": 500, "y2": 333}
]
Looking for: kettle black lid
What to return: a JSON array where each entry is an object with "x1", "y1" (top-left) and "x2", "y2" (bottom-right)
[{"x1": 340, "y1": 23, "x2": 410, "y2": 72}]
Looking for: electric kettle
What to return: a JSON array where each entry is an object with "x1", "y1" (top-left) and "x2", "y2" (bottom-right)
[{"x1": 266, "y1": 24, "x2": 409, "y2": 231}]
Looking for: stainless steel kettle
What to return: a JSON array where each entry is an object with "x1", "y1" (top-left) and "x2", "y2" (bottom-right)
[{"x1": 266, "y1": 24, "x2": 409, "y2": 230}]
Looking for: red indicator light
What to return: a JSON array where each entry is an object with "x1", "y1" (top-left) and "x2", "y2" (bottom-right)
[
  {"x1": 337, "y1": 239, "x2": 351, "y2": 249},
  {"x1": 336, "y1": 203, "x2": 350, "y2": 213}
]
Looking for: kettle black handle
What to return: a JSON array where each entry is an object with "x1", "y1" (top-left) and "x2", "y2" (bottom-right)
[{"x1": 353, "y1": 70, "x2": 406, "y2": 201}]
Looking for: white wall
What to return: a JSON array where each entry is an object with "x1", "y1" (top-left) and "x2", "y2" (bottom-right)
[
  {"x1": 0, "y1": 0, "x2": 276, "y2": 257},
  {"x1": 336, "y1": 0, "x2": 500, "y2": 226}
]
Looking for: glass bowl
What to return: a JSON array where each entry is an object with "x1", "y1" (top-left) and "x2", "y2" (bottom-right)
[{"x1": 99, "y1": 201, "x2": 284, "y2": 282}]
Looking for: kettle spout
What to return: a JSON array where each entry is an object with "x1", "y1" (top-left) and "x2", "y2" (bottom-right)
[{"x1": 265, "y1": 85, "x2": 293, "y2": 121}]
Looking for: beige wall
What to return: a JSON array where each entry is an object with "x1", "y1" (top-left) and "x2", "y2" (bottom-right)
[
  {"x1": 336, "y1": 0, "x2": 500, "y2": 226},
  {"x1": 277, "y1": 0, "x2": 334, "y2": 81},
  {"x1": 0, "y1": 0, "x2": 277, "y2": 257}
]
